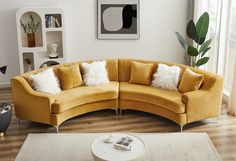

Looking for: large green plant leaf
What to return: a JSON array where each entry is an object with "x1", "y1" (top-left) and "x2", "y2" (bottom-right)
[
  {"x1": 195, "y1": 36, "x2": 206, "y2": 45},
  {"x1": 187, "y1": 20, "x2": 197, "y2": 40},
  {"x1": 175, "y1": 32, "x2": 187, "y2": 50},
  {"x1": 199, "y1": 38, "x2": 212, "y2": 53},
  {"x1": 196, "y1": 12, "x2": 209, "y2": 40},
  {"x1": 201, "y1": 47, "x2": 211, "y2": 57},
  {"x1": 196, "y1": 57, "x2": 210, "y2": 66},
  {"x1": 187, "y1": 46, "x2": 199, "y2": 56}
]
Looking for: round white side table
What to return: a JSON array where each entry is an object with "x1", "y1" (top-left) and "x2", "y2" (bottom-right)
[{"x1": 91, "y1": 133, "x2": 145, "y2": 161}]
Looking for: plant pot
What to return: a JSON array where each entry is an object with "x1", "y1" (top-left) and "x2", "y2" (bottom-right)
[
  {"x1": 190, "y1": 56, "x2": 196, "y2": 67},
  {"x1": 27, "y1": 33, "x2": 36, "y2": 47},
  {"x1": 0, "y1": 103, "x2": 12, "y2": 136}
]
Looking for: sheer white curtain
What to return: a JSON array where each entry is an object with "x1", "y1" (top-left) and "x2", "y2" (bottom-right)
[
  {"x1": 193, "y1": 0, "x2": 236, "y2": 115},
  {"x1": 193, "y1": 0, "x2": 222, "y2": 73},
  {"x1": 228, "y1": 61, "x2": 236, "y2": 115},
  {"x1": 227, "y1": 0, "x2": 236, "y2": 115}
]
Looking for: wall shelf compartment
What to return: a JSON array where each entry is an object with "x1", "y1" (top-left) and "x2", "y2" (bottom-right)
[
  {"x1": 20, "y1": 12, "x2": 43, "y2": 48},
  {"x1": 22, "y1": 52, "x2": 35, "y2": 73},
  {"x1": 45, "y1": 14, "x2": 62, "y2": 28},
  {"x1": 46, "y1": 31, "x2": 63, "y2": 58}
]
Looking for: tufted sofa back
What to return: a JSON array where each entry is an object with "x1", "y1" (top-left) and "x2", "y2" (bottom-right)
[
  {"x1": 20, "y1": 59, "x2": 118, "y2": 86},
  {"x1": 118, "y1": 59, "x2": 184, "y2": 82},
  {"x1": 19, "y1": 58, "x2": 221, "y2": 91},
  {"x1": 118, "y1": 59, "x2": 221, "y2": 90}
]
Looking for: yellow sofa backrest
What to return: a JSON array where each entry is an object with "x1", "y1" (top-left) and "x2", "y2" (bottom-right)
[
  {"x1": 18, "y1": 58, "x2": 221, "y2": 92},
  {"x1": 20, "y1": 59, "x2": 119, "y2": 85},
  {"x1": 118, "y1": 59, "x2": 221, "y2": 90}
]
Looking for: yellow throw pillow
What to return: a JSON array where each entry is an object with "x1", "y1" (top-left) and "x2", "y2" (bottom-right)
[
  {"x1": 178, "y1": 68, "x2": 204, "y2": 93},
  {"x1": 129, "y1": 61, "x2": 155, "y2": 85},
  {"x1": 58, "y1": 64, "x2": 83, "y2": 90}
]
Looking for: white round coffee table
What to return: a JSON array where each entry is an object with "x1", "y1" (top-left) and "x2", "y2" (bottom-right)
[{"x1": 91, "y1": 133, "x2": 145, "y2": 161}]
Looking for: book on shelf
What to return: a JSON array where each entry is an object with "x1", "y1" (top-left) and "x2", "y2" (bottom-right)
[
  {"x1": 55, "y1": 18, "x2": 60, "y2": 28},
  {"x1": 45, "y1": 15, "x2": 61, "y2": 28}
]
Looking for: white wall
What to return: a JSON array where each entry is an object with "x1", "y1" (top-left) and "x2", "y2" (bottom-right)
[{"x1": 0, "y1": 0, "x2": 189, "y2": 86}]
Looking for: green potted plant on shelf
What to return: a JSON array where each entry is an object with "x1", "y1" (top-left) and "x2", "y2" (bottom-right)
[
  {"x1": 20, "y1": 13, "x2": 40, "y2": 48},
  {"x1": 175, "y1": 12, "x2": 213, "y2": 67}
]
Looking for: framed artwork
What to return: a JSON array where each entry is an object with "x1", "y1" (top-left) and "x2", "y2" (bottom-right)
[{"x1": 97, "y1": 0, "x2": 140, "y2": 39}]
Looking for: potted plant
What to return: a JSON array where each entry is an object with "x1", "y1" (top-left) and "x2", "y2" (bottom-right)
[
  {"x1": 175, "y1": 12, "x2": 213, "y2": 67},
  {"x1": 20, "y1": 13, "x2": 40, "y2": 48}
]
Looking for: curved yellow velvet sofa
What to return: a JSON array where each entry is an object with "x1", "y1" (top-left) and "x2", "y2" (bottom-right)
[{"x1": 11, "y1": 59, "x2": 224, "y2": 132}]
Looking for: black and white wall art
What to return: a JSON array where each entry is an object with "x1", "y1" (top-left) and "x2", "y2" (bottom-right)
[{"x1": 98, "y1": 0, "x2": 140, "y2": 39}]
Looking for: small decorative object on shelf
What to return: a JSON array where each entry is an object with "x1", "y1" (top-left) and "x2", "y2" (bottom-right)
[
  {"x1": 49, "y1": 43, "x2": 59, "y2": 59},
  {"x1": 40, "y1": 61, "x2": 60, "y2": 68},
  {"x1": 0, "y1": 103, "x2": 12, "y2": 137},
  {"x1": 0, "y1": 66, "x2": 7, "y2": 74},
  {"x1": 24, "y1": 58, "x2": 32, "y2": 72},
  {"x1": 41, "y1": 64, "x2": 48, "y2": 68},
  {"x1": 27, "y1": 33, "x2": 36, "y2": 47},
  {"x1": 20, "y1": 13, "x2": 40, "y2": 47}
]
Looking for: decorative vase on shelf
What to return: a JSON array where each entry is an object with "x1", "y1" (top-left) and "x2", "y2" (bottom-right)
[
  {"x1": 20, "y1": 13, "x2": 39, "y2": 48},
  {"x1": 27, "y1": 33, "x2": 36, "y2": 47},
  {"x1": 27, "y1": 64, "x2": 32, "y2": 72}
]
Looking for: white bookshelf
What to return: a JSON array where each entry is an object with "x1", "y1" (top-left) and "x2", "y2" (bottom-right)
[{"x1": 16, "y1": 7, "x2": 66, "y2": 73}]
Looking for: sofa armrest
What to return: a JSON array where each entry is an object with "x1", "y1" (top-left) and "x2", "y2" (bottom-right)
[
  {"x1": 181, "y1": 75, "x2": 224, "y2": 123},
  {"x1": 11, "y1": 76, "x2": 55, "y2": 123}
]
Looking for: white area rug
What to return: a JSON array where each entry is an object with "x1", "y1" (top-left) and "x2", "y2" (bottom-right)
[{"x1": 14, "y1": 133, "x2": 221, "y2": 161}]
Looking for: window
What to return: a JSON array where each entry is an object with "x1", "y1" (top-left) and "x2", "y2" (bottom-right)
[
  {"x1": 193, "y1": 0, "x2": 222, "y2": 73},
  {"x1": 194, "y1": 0, "x2": 236, "y2": 95},
  {"x1": 205, "y1": 0, "x2": 222, "y2": 73},
  {"x1": 224, "y1": 0, "x2": 236, "y2": 91}
]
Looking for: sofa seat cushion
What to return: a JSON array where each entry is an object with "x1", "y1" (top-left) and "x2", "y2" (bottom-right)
[
  {"x1": 52, "y1": 82, "x2": 119, "y2": 114},
  {"x1": 119, "y1": 82, "x2": 185, "y2": 113}
]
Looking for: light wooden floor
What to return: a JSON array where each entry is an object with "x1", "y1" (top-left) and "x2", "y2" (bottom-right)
[{"x1": 0, "y1": 88, "x2": 236, "y2": 161}]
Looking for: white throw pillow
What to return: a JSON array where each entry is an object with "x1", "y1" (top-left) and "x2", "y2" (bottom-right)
[
  {"x1": 152, "y1": 64, "x2": 181, "y2": 91},
  {"x1": 30, "y1": 68, "x2": 61, "y2": 94},
  {"x1": 82, "y1": 60, "x2": 110, "y2": 86}
]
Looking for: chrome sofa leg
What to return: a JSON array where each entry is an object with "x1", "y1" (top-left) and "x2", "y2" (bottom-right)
[
  {"x1": 115, "y1": 108, "x2": 119, "y2": 115},
  {"x1": 180, "y1": 125, "x2": 184, "y2": 132},
  {"x1": 18, "y1": 119, "x2": 21, "y2": 126},
  {"x1": 54, "y1": 125, "x2": 59, "y2": 133},
  {"x1": 215, "y1": 117, "x2": 220, "y2": 124}
]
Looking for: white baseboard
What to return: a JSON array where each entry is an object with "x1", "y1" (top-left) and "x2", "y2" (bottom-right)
[
  {"x1": 0, "y1": 82, "x2": 10, "y2": 88},
  {"x1": 223, "y1": 90, "x2": 229, "y2": 104}
]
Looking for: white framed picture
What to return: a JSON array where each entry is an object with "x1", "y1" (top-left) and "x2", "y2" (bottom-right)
[{"x1": 97, "y1": 0, "x2": 140, "y2": 40}]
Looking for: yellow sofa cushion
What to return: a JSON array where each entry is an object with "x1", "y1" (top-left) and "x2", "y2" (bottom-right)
[
  {"x1": 58, "y1": 64, "x2": 83, "y2": 90},
  {"x1": 120, "y1": 82, "x2": 185, "y2": 113},
  {"x1": 129, "y1": 61, "x2": 155, "y2": 85},
  {"x1": 52, "y1": 81, "x2": 119, "y2": 113},
  {"x1": 178, "y1": 68, "x2": 204, "y2": 93}
]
